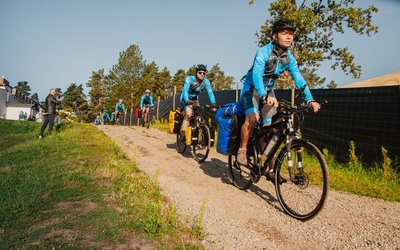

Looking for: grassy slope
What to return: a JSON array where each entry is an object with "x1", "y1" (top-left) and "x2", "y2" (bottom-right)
[{"x1": 0, "y1": 120, "x2": 202, "y2": 249}]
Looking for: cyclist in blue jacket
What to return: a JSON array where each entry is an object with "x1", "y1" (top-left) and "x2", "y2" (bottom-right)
[
  {"x1": 114, "y1": 99, "x2": 126, "y2": 123},
  {"x1": 140, "y1": 89, "x2": 155, "y2": 126},
  {"x1": 140, "y1": 89, "x2": 155, "y2": 111},
  {"x1": 180, "y1": 64, "x2": 216, "y2": 131},
  {"x1": 101, "y1": 108, "x2": 111, "y2": 124},
  {"x1": 237, "y1": 19, "x2": 321, "y2": 173}
]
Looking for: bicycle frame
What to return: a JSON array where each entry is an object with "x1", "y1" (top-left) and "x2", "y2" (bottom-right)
[
  {"x1": 177, "y1": 104, "x2": 215, "y2": 162},
  {"x1": 249, "y1": 100, "x2": 316, "y2": 183}
]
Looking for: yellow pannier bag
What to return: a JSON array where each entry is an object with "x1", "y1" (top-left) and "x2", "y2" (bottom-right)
[
  {"x1": 185, "y1": 126, "x2": 192, "y2": 146},
  {"x1": 169, "y1": 109, "x2": 183, "y2": 134}
]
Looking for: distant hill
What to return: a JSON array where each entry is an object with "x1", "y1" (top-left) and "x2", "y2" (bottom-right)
[{"x1": 339, "y1": 71, "x2": 400, "y2": 88}]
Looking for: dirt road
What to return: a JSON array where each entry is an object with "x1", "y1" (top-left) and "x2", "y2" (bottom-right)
[{"x1": 97, "y1": 125, "x2": 400, "y2": 250}]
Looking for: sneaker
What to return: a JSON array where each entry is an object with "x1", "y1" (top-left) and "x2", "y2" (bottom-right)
[
  {"x1": 236, "y1": 149, "x2": 248, "y2": 166},
  {"x1": 265, "y1": 171, "x2": 287, "y2": 184}
]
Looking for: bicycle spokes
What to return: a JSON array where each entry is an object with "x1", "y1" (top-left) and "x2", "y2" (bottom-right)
[{"x1": 275, "y1": 139, "x2": 329, "y2": 221}]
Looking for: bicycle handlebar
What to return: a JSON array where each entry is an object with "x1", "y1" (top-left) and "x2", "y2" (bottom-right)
[{"x1": 278, "y1": 99, "x2": 328, "y2": 114}]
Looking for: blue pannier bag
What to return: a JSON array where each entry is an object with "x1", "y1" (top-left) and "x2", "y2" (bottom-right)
[{"x1": 215, "y1": 102, "x2": 245, "y2": 155}]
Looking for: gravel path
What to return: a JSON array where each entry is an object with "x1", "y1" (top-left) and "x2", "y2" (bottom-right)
[{"x1": 97, "y1": 125, "x2": 400, "y2": 250}]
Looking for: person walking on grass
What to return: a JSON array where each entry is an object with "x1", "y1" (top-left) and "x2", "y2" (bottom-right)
[{"x1": 39, "y1": 88, "x2": 61, "y2": 138}]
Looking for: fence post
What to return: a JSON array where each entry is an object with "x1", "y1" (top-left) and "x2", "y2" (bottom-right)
[
  {"x1": 157, "y1": 96, "x2": 160, "y2": 120},
  {"x1": 173, "y1": 86, "x2": 177, "y2": 111}
]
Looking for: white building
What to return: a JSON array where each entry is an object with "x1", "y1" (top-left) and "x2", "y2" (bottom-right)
[{"x1": 0, "y1": 76, "x2": 43, "y2": 120}]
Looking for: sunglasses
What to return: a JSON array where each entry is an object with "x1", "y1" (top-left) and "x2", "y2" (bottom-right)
[{"x1": 197, "y1": 71, "x2": 206, "y2": 75}]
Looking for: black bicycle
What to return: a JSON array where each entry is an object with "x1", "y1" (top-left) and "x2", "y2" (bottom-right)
[
  {"x1": 115, "y1": 111, "x2": 124, "y2": 125},
  {"x1": 141, "y1": 105, "x2": 152, "y2": 129},
  {"x1": 228, "y1": 90, "x2": 329, "y2": 221},
  {"x1": 176, "y1": 105, "x2": 215, "y2": 163}
]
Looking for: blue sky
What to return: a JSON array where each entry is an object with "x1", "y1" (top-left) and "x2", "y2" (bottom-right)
[{"x1": 1, "y1": 0, "x2": 399, "y2": 101}]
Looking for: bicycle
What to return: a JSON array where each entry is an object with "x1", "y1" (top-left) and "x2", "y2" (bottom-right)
[
  {"x1": 228, "y1": 89, "x2": 329, "y2": 221},
  {"x1": 115, "y1": 111, "x2": 124, "y2": 125},
  {"x1": 176, "y1": 105, "x2": 215, "y2": 163},
  {"x1": 141, "y1": 105, "x2": 152, "y2": 129}
]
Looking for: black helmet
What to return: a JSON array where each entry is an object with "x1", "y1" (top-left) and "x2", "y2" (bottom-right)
[
  {"x1": 272, "y1": 19, "x2": 296, "y2": 34},
  {"x1": 196, "y1": 64, "x2": 208, "y2": 72}
]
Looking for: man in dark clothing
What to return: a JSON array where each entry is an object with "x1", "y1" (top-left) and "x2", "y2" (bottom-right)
[{"x1": 39, "y1": 88, "x2": 61, "y2": 138}]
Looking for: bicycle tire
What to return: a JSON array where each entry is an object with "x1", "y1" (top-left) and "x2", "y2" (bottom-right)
[
  {"x1": 274, "y1": 139, "x2": 329, "y2": 221},
  {"x1": 228, "y1": 144, "x2": 258, "y2": 190},
  {"x1": 176, "y1": 131, "x2": 187, "y2": 153},
  {"x1": 192, "y1": 124, "x2": 210, "y2": 163}
]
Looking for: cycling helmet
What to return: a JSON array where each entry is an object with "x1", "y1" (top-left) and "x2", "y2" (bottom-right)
[
  {"x1": 272, "y1": 19, "x2": 296, "y2": 34},
  {"x1": 145, "y1": 89, "x2": 150, "y2": 93},
  {"x1": 196, "y1": 64, "x2": 208, "y2": 72}
]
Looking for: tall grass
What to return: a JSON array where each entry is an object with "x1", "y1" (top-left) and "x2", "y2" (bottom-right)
[
  {"x1": 323, "y1": 141, "x2": 399, "y2": 202},
  {"x1": 0, "y1": 120, "x2": 203, "y2": 249}
]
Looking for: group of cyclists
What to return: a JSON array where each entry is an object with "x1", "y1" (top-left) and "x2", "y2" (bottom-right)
[
  {"x1": 99, "y1": 20, "x2": 323, "y2": 178},
  {"x1": 97, "y1": 90, "x2": 155, "y2": 126},
  {"x1": 179, "y1": 19, "x2": 322, "y2": 181}
]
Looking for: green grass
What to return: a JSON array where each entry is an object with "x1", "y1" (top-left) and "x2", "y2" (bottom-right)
[
  {"x1": 1, "y1": 119, "x2": 398, "y2": 249},
  {"x1": 0, "y1": 119, "x2": 203, "y2": 249}
]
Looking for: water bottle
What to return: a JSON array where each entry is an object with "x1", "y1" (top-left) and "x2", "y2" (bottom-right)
[{"x1": 264, "y1": 134, "x2": 279, "y2": 157}]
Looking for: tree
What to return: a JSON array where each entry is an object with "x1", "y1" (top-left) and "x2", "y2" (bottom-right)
[
  {"x1": 55, "y1": 88, "x2": 63, "y2": 97},
  {"x1": 15, "y1": 81, "x2": 31, "y2": 96},
  {"x1": 31, "y1": 93, "x2": 39, "y2": 102},
  {"x1": 86, "y1": 69, "x2": 106, "y2": 116},
  {"x1": 327, "y1": 80, "x2": 337, "y2": 89},
  {"x1": 138, "y1": 62, "x2": 167, "y2": 106},
  {"x1": 250, "y1": 0, "x2": 378, "y2": 88},
  {"x1": 62, "y1": 83, "x2": 87, "y2": 121},
  {"x1": 206, "y1": 63, "x2": 235, "y2": 91},
  {"x1": 107, "y1": 44, "x2": 146, "y2": 113},
  {"x1": 156, "y1": 67, "x2": 172, "y2": 100},
  {"x1": 171, "y1": 69, "x2": 187, "y2": 94}
]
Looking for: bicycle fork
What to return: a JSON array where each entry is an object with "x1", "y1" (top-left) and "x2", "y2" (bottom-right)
[{"x1": 285, "y1": 141, "x2": 306, "y2": 184}]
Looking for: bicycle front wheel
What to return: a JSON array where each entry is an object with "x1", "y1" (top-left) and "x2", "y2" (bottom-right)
[
  {"x1": 274, "y1": 139, "x2": 329, "y2": 221},
  {"x1": 192, "y1": 124, "x2": 210, "y2": 163}
]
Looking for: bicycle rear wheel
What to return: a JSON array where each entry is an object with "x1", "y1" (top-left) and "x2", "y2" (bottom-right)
[
  {"x1": 228, "y1": 145, "x2": 258, "y2": 190},
  {"x1": 176, "y1": 131, "x2": 187, "y2": 153},
  {"x1": 192, "y1": 124, "x2": 210, "y2": 163},
  {"x1": 274, "y1": 139, "x2": 329, "y2": 221}
]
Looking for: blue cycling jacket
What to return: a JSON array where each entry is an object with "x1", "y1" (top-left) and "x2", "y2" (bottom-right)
[
  {"x1": 241, "y1": 42, "x2": 314, "y2": 102},
  {"x1": 115, "y1": 103, "x2": 125, "y2": 112},
  {"x1": 140, "y1": 94, "x2": 155, "y2": 108},
  {"x1": 180, "y1": 76, "x2": 216, "y2": 105},
  {"x1": 101, "y1": 110, "x2": 111, "y2": 121}
]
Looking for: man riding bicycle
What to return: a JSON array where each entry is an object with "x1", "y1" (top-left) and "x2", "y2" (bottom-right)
[
  {"x1": 237, "y1": 19, "x2": 321, "y2": 181},
  {"x1": 140, "y1": 89, "x2": 155, "y2": 126},
  {"x1": 101, "y1": 108, "x2": 111, "y2": 124},
  {"x1": 180, "y1": 64, "x2": 217, "y2": 132},
  {"x1": 114, "y1": 99, "x2": 126, "y2": 124}
]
